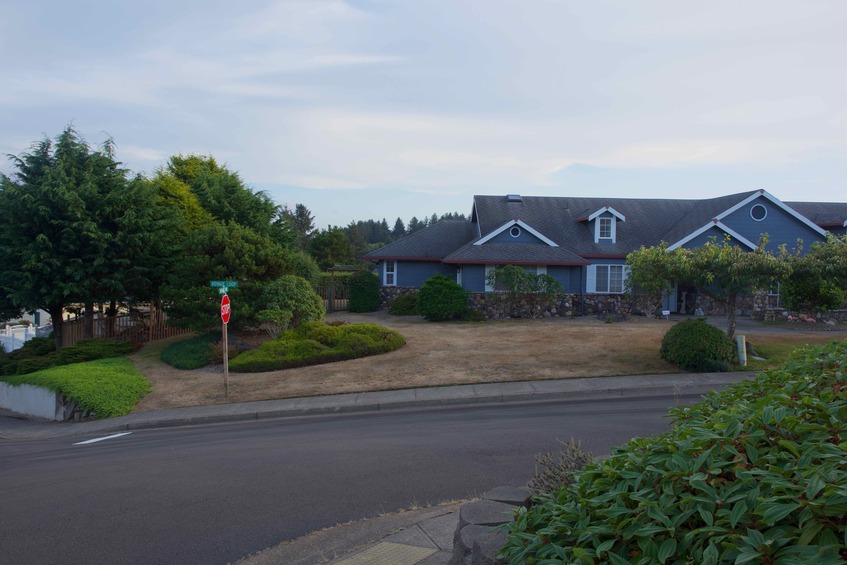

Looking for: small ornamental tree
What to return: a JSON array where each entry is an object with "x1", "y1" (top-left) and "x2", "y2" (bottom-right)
[
  {"x1": 628, "y1": 236, "x2": 791, "y2": 338},
  {"x1": 782, "y1": 236, "x2": 847, "y2": 315},
  {"x1": 348, "y1": 271, "x2": 380, "y2": 312},
  {"x1": 485, "y1": 265, "x2": 562, "y2": 318},
  {"x1": 418, "y1": 274, "x2": 468, "y2": 321},
  {"x1": 626, "y1": 243, "x2": 689, "y2": 312}
]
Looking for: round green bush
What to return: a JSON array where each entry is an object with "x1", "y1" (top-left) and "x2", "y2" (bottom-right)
[
  {"x1": 418, "y1": 274, "x2": 468, "y2": 322},
  {"x1": 660, "y1": 318, "x2": 734, "y2": 372},
  {"x1": 388, "y1": 291, "x2": 420, "y2": 315},
  {"x1": 348, "y1": 271, "x2": 381, "y2": 313}
]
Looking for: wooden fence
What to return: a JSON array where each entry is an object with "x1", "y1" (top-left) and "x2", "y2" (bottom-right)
[
  {"x1": 317, "y1": 284, "x2": 349, "y2": 313},
  {"x1": 61, "y1": 307, "x2": 192, "y2": 348}
]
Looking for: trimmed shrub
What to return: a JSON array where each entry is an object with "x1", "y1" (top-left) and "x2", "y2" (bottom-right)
[
  {"x1": 11, "y1": 337, "x2": 55, "y2": 359},
  {"x1": 256, "y1": 275, "x2": 325, "y2": 337},
  {"x1": 58, "y1": 339, "x2": 137, "y2": 365},
  {"x1": 3, "y1": 337, "x2": 137, "y2": 375},
  {"x1": 348, "y1": 271, "x2": 380, "y2": 312},
  {"x1": 160, "y1": 332, "x2": 219, "y2": 369},
  {"x1": 418, "y1": 274, "x2": 468, "y2": 321},
  {"x1": 502, "y1": 338, "x2": 847, "y2": 564},
  {"x1": 388, "y1": 291, "x2": 420, "y2": 315},
  {"x1": 660, "y1": 318, "x2": 734, "y2": 372},
  {"x1": 230, "y1": 322, "x2": 404, "y2": 372},
  {"x1": 299, "y1": 321, "x2": 345, "y2": 345},
  {"x1": 287, "y1": 251, "x2": 322, "y2": 285},
  {"x1": 15, "y1": 353, "x2": 61, "y2": 375}
]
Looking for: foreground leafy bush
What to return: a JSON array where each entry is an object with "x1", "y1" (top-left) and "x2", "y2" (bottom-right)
[
  {"x1": 160, "y1": 332, "x2": 219, "y2": 369},
  {"x1": 348, "y1": 271, "x2": 380, "y2": 313},
  {"x1": 229, "y1": 321, "x2": 404, "y2": 372},
  {"x1": 418, "y1": 274, "x2": 468, "y2": 321},
  {"x1": 660, "y1": 318, "x2": 734, "y2": 372},
  {"x1": 501, "y1": 339, "x2": 847, "y2": 564},
  {"x1": 388, "y1": 291, "x2": 420, "y2": 315},
  {"x1": 0, "y1": 358, "x2": 151, "y2": 418}
]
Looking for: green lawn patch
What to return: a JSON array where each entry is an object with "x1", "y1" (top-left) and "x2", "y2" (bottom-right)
[
  {"x1": 1, "y1": 357, "x2": 151, "y2": 418},
  {"x1": 160, "y1": 332, "x2": 217, "y2": 369},
  {"x1": 229, "y1": 321, "x2": 404, "y2": 373}
]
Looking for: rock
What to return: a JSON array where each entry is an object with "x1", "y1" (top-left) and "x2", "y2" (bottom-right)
[
  {"x1": 482, "y1": 486, "x2": 532, "y2": 507},
  {"x1": 459, "y1": 500, "x2": 517, "y2": 528}
]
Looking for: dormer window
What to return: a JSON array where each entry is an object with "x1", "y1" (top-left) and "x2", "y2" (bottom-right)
[{"x1": 587, "y1": 206, "x2": 625, "y2": 244}]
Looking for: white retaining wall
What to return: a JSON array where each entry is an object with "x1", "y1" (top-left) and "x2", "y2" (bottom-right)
[{"x1": 0, "y1": 382, "x2": 64, "y2": 420}]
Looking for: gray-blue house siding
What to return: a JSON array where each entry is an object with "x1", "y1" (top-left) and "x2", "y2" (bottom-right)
[{"x1": 364, "y1": 190, "x2": 846, "y2": 301}]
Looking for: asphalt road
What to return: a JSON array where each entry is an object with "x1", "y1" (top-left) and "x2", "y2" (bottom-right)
[{"x1": 0, "y1": 395, "x2": 698, "y2": 564}]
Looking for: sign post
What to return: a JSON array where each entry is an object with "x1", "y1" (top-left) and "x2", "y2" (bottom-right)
[
  {"x1": 210, "y1": 281, "x2": 238, "y2": 398},
  {"x1": 220, "y1": 293, "x2": 231, "y2": 398}
]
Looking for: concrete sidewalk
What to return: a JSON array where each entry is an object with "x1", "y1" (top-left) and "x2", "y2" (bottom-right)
[
  {"x1": 0, "y1": 371, "x2": 754, "y2": 441},
  {"x1": 0, "y1": 371, "x2": 756, "y2": 564}
]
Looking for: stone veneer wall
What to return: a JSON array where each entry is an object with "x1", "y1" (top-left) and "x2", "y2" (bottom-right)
[{"x1": 378, "y1": 286, "x2": 844, "y2": 322}]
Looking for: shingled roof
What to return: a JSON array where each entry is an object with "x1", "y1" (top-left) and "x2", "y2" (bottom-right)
[
  {"x1": 364, "y1": 191, "x2": 844, "y2": 264},
  {"x1": 363, "y1": 219, "x2": 477, "y2": 260},
  {"x1": 786, "y1": 201, "x2": 847, "y2": 228},
  {"x1": 471, "y1": 191, "x2": 760, "y2": 255}
]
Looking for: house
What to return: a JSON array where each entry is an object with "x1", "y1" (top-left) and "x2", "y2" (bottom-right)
[{"x1": 363, "y1": 190, "x2": 847, "y2": 316}]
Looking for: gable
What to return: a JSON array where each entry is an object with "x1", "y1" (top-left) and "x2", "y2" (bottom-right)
[
  {"x1": 474, "y1": 219, "x2": 558, "y2": 247},
  {"x1": 678, "y1": 224, "x2": 756, "y2": 250},
  {"x1": 721, "y1": 196, "x2": 824, "y2": 253}
]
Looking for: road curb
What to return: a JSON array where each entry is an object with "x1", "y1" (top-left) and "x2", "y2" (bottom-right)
[{"x1": 0, "y1": 372, "x2": 756, "y2": 440}]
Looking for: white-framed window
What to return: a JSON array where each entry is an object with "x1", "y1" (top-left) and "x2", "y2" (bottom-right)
[
  {"x1": 587, "y1": 265, "x2": 628, "y2": 294},
  {"x1": 599, "y1": 217, "x2": 612, "y2": 239},
  {"x1": 384, "y1": 260, "x2": 396, "y2": 286},
  {"x1": 595, "y1": 216, "x2": 617, "y2": 243}
]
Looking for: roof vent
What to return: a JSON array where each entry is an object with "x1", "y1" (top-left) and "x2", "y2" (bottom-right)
[{"x1": 506, "y1": 194, "x2": 522, "y2": 202}]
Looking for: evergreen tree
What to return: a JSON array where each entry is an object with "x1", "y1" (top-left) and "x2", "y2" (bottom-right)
[{"x1": 392, "y1": 217, "x2": 406, "y2": 239}]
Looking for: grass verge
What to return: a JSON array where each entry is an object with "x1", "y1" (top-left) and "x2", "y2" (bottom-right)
[
  {"x1": 1, "y1": 358, "x2": 152, "y2": 418},
  {"x1": 742, "y1": 333, "x2": 837, "y2": 371}
]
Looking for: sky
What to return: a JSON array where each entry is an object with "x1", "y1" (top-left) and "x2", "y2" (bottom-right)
[{"x1": 1, "y1": 0, "x2": 845, "y2": 229}]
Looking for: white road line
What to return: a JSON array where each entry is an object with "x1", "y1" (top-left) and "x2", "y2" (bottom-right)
[{"x1": 73, "y1": 432, "x2": 132, "y2": 445}]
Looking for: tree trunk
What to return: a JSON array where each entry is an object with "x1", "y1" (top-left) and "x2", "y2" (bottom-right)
[
  {"x1": 107, "y1": 300, "x2": 117, "y2": 338},
  {"x1": 83, "y1": 301, "x2": 94, "y2": 339},
  {"x1": 726, "y1": 293, "x2": 737, "y2": 339},
  {"x1": 49, "y1": 304, "x2": 64, "y2": 351}
]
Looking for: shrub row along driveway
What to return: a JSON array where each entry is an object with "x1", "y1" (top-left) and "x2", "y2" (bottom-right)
[{"x1": 129, "y1": 312, "x2": 841, "y2": 412}]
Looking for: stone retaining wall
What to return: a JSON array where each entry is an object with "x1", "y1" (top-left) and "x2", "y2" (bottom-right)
[
  {"x1": 378, "y1": 286, "x2": 843, "y2": 322},
  {"x1": 450, "y1": 486, "x2": 531, "y2": 565}
]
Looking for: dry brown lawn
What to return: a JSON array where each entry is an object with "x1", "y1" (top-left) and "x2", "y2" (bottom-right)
[{"x1": 129, "y1": 311, "x2": 843, "y2": 413}]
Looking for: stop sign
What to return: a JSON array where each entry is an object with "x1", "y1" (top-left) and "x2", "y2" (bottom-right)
[{"x1": 221, "y1": 294, "x2": 231, "y2": 324}]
